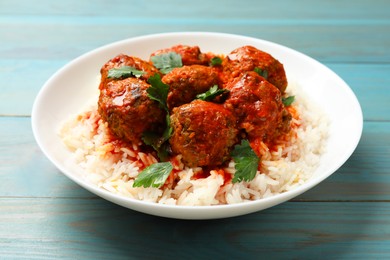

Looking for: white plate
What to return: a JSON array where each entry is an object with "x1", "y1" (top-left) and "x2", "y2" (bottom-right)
[{"x1": 32, "y1": 32, "x2": 363, "y2": 219}]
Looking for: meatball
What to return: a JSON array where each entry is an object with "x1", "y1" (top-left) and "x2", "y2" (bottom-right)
[
  {"x1": 99, "y1": 54, "x2": 161, "y2": 89},
  {"x1": 162, "y1": 65, "x2": 220, "y2": 110},
  {"x1": 224, "y1": 71, "x2": 291, "y2": 142},
  {"x1": 169, "y1": 100, "x2": 238, "y2": 167},
  {"x1": 222, "y1": 45, "x2": 288, "y2": 93},
  {"x1": 150, "y1": 45, "x2": 209, "y2": 66},
  {"x1": 98, "y1": 77, "x2": 166, "y2": 144}
]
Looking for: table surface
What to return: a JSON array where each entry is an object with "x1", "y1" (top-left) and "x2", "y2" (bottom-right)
[{"x1": 1, "y1": 0, "x2": 390, "y2": 259}]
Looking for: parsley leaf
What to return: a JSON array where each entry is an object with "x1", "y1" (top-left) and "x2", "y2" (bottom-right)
[
  {"x1": 147, "y1": 74, "x2": 169, "y2": 111},
  {"x1": 162, "y1": 114, "x2": 173, "y2": 141},
  {"x1": 231, "y1": 139, "x2": 260, "y2": 183},
  {"x1": 254, "y1": 67, "x2": 268, "y2": 79},
  {"x1": 107, "y1": 66, "x2": 145, "y2": 79},
  {"x1": 282, "y1": 95, "x2": 295, "y2": 106},
  {"x1": 133, "y1": 162, "x2": 173, "y2": 188},
  {"x1": 142, "y1": 132, "x2": 170, "y2": 161},
  {"x1": 210, "y1": 56, "x2": 222, "y2": 66},
  {"x1": 143, "y1": 74, "x2": 173, "y2": 161},
  {"x1": 151, "y1": 52, "x2": 183, "y2": 74},
  {"x1": 196, "y1": 85, "x2": 229, "y2": 101},
  {"x1": 142, "y1": 114, "x2": 173, "y2": 161}
]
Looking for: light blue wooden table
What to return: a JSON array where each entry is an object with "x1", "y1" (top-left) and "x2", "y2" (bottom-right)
[{"x1": 1, "y1": 0, "x2": 389, "y2": 258}]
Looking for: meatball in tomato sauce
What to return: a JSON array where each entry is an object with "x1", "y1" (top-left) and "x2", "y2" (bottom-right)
[
  {"x1": 162, "y1": 65, "x2": 220, "y2": 110},
  {"x1": 222, "y1": 45, "x2": 288, "y2": 93},
  {"x1": 98, "y1": 77, "x2": 166, "y2": 144},
  {"x1": 150, "y1": 45, "x2": 209, "y2": 66},
  {"x1": 99, "y1": 54, "x2": 161, "y2": 89},
  {"x1": 224, "y1": 71, "x2": 291, "y2": 142},
  {"x1": 169, "y1": 100, "x2": 238, "y2": 167}
]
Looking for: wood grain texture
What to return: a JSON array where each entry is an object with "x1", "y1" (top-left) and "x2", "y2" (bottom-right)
[
  {"x1": 1, "y1": 198, "x2": 389, "y2": 259},
  {"x1": 1, "y1": 23, "x2": 388, "y2": 63},
  {"x1": 1, "y1": 0, "x2": 389, "y2": 258},
  {"x1": 1, "y1": 0, "x2": 389, "y2": 63},
  {"x1": 1, "y1": 0, "x2": 389, "y2": 20}
]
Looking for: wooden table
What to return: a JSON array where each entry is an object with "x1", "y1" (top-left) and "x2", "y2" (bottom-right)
[{"x1": 1, "y1": 1, "x2": 389, "y2": 258}]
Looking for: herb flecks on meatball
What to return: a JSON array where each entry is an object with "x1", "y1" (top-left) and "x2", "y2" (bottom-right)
[
  {"x1": 224, "y1": 71, "x2": 291, "y2": 142},
  {"x1": 100, "y1": 54, "x2": 161, "y2": 89},
  {"x1": 169, "y1": 100, "x2": 238, "y2": 167},
  {"x1": 222, "y1": 45, "x2": 288, "y2": 93},
  {"x1": 162, "y1": 65, "x2": 220, "y2": 110},
  {"x1": 150, "y1": 45, "x2": 209, "y2": 66},
  {"x1": 98, "y1": 77, "x2": 166, "y2": 144},
  {"x1": 97, "y1": 45, "x2": 293, "y2": 169}
]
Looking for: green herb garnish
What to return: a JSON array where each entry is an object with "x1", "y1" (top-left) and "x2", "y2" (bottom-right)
[
  {"x1": 196, "y1": 85, "x2": 229, "y2": 101},
  {"x1": 254, "y1": 67, "x2": 268, "y2": 79},
  {"x1": 107, "y1": 66, "x2": 145, "y2": 79},
  {"x1": 137, "y1": 74, "x2": 173, "y2": 186},
  {"x1": 210, "y1": 56, "x2": 222, "y2": 66},
  {"x1": 147, "y1": 74, "x2": 170, "y2": 111},
  {"x1": 151, "y1": 52, "x2": 183, "y2": 74},
  {"x1": 142, "y1": 74, "x2": 172, "y2": 161},
  {"x1": 231, "y1": 139, "x2": 260, "y2": 183},
  {"x1": 282, "y1": 95, "x2": 295, "y2": 106},
  {"x1": 133, "y1": 162, "x2": 173, "y2": 188},
  {"x1": 142, "y1": 114, "x2": 173, "y2": 161}
]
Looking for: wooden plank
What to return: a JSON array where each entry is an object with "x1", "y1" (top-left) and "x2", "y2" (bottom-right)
[
  {"x1": 0, "y1": 198, "x2": 389, "y2": 259},
  {"x1": 298, "y1": 122, "x2": 390, "y2": 201},
  {"x1": 1, "y1": 0, "x2": 389, "y2": 64},
  {"x1": 0, "y1": 0, "x2": 389, "y2": 21},
  {"x1": 327, "y1": 64, "x2": 390, "y2": 122},
  {"x1": 0, "y1": 117, "x2": 93, "y2": 198},
  {"x1": 1, "y1": 22, "x2": 388, "y2": 63},
  {"x1": 0, "y1": 0, "x2": 388, "y2": 258},
  {"x1": 1, "y1": 117, "x2": 389, "y2": 201},
  {"x1": 0, "y1": 60, "x2": 67, "y2": 116}
]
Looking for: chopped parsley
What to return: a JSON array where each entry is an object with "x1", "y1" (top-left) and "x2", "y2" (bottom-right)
[
  {"x1": 133, "y1": 162, "x2": 173, "y2": 188},
  {"x1": 150, "y1": 52, "x2": 183, "y2": 74},
  {"x1": 254, "y1": 67, "x2": 268, "y2": 79},
  {"x1": 210, "y1": 56, "x2": 222, "y2": 66},
  {"x1": 231, "y1": 139, "x2": 260, "y2": 183},
  {"x1": 196, "y1": 85, "x2": 229, "y2": 101},
  {"x1": 142, "y1": 74, "x2": 172, "y2": 161},
  {"x1": 146, "y1": 74, "x2": 170, "y2": 111},
  {"x1": 282, "y1": 95, "x2": 295, "y2": 106},
  {"x1": 107, "y1": 66, "x2": 144, "y2": 79},
  {"x1": 142, "y1": 127, "x2": 171, "y2": 162}
]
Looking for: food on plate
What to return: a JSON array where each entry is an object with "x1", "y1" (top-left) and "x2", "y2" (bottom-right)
[
  {"x1": 169, "y1": 99, "x2": 238, "y2": 167},
  {"x1": 162, "y1": 65, "x2": 220, "y2": 110},
  {"x1": 224, "y1": 71, "x2": 291, "y2": 142},
  {"x1": 222, "y1": 45, "x2": 288, "y2": 93},
  {"x1": 150, "y1": 44, "x2": 209, "y2": 66},
  {"x1": 98, "y1": 76, "x2": 166, "y2": 144},
  {"x1": 60, "y1": 44, "x2": 328, "y2": 206},
  {"x1": 99, "y1": 54, "x2": 161, "y2": 88}
]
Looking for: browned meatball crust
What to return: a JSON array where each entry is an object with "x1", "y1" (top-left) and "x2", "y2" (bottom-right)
[
  {"x1": 99, "y1": 54, "x2": 161, "y2": 89},
  {"x1": 162, "y1": 65, "x2": 220, "y2": 110},
  {"x1": 97, "y1": 45, "x2": 292, "y2": 169},
  {"x1": 224, "y1": 71, "x2": 291, "y2": 142},
  {"x1": 150, "y1": 45, "x2": 209, "y2": 66},
  {"x1": 169, "y1": 100, "x2": 238, "y2": 167},
  {"x1": 98, "y1": 77, "x2": 166, "y2": 144},
  {"x1": 222, "y1": 45, "x2": 288, "y2": 93}
]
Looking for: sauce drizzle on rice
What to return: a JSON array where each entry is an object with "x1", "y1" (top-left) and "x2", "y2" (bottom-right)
[
  {"x1": 60, "y1": 81, "x2": 328, "y2": 205},
  {"x1": 59, "y1": 45, "x2": 329, "y2": 206}
]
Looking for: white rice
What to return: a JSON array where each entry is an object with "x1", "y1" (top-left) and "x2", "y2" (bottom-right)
[{"x1": 59, "y1": 82, "x2": 329, "y2": 206}]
